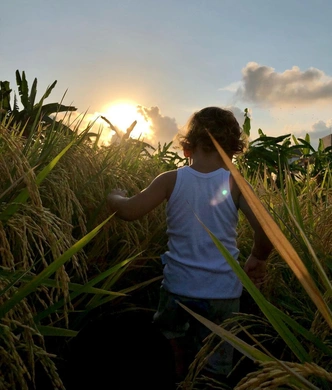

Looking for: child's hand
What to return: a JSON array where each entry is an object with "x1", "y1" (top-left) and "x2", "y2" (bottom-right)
[{"x1": 243, "y1": 254, "x2": 267, "y2": 289}]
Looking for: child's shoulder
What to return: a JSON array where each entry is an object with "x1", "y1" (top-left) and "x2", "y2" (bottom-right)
[
  {"x1": 156, "y1": 170, "x2": 177, "y2": 200},
  {"x1": 158, "y1": 169, "x2": 178, "y2": 180}
]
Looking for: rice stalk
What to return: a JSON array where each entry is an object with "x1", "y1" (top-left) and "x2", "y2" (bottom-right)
[
  {"x1": 0, "y1": 279, "x2": 65, "y2": 389},
  {"x1": 235, "y1": 361, "x2": 332, "y2": 390}
]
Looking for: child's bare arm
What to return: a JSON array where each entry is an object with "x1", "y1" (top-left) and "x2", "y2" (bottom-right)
[
  {"x1": 107, "y1": 170, "x2": 177, "y2": 221},
  {"x1": 238, "y1": 186, "x2": 273, "y2": 288},
  {"x1": 239, "y1": 191, "x2": 273, "y2": 260}
]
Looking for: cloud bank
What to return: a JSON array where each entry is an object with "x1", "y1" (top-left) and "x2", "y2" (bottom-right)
[
  {"x1": 310, "y1": 119, "x2": 332, "y2": 148},
  {"x1": 292, "y1": 118, "x2": 332, "y2": 147},
  {"x1": 235, "y1": 62, "x2": 332, "y2": 106},
  {"x1": 137, "y1": 105, "x2": 180, "y2": 147}
]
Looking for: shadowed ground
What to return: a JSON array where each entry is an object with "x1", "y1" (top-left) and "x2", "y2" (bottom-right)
[{"x1": 63, "y1": 310, "x2": 176, "y2": 390}]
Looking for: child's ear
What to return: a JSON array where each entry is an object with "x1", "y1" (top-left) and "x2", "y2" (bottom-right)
[{"x1": 183, "y1": 148, "x2": 192, "y2": 158}]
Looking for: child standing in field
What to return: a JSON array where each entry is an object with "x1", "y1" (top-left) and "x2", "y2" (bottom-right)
[{"x1": 107, "y1": 107, "x2": 272, "y2": 383}]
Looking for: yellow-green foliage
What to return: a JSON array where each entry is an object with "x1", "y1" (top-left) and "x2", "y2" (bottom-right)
[
  {"x1": 184, "y1": 136, "x2": 332, "y2": 389},
  {"x1": 1, "y1": 114, "x2": 332, "y2": 389},
  {"x1": 0, "y1": 120, "x2": 172, "y2": 388}
]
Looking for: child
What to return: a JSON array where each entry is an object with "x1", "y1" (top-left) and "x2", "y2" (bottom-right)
[{"x1": 107, "y1": 107, "x2": 273, "y2": 382}]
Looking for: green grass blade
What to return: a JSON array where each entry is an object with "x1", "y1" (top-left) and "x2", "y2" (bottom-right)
[
  {"x1": 87, "y1": 275, "x2": 163, "y2": 310},
  {"x1": 0, "y1": 269, "x2": 125, "y2": 297},
  {"x1": 179, "y1": 303, "x2": 319, "y2": 390},
  {"x1": 208, "y1": 131, "x2": 332, "y2": 329},
  {"x1": 202, "y1": 223, "x2": 311, "y2": 363},
  {"x1": 0, "y1": 215, "x2": 113, "y2": 318},
  {"x1": 269, "y1": 302, "x2": 332, "y2": 357},
  {"x1": 179, "y1": 302, "x2": 270, "y2": 362},
  {"x1": 281, "y1": 199, "x2": 332, "y2": 297},
  {"x1": 0, "y1": 139, "x2": 76, "y2": 224},
  {"x1": 0, "y1": 266, "x2": 35, "y2": 298},
  {"x1": 36, "y1": 325, "x2": 78, "y2": 337},
  {"x1": 84, "y1": 254, "x2": 142, "y2": 309},
  {"x1": 33, "y1": 256, "x2": 137, "y2": 323}
]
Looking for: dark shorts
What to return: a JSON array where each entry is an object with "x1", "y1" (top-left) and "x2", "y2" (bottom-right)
[{"x1": 153, "y1": 287, "x2": 240, "y2": 375}]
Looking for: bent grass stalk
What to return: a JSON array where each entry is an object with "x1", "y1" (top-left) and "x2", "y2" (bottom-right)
[
  {"x1": 208, "y1": 131, "x2": 332, "y2": 329},
  {"x1": 33, "y1": 255, "x2": 138, "y2": 324},
  {"x1": 178, "y1": 302, "x2": 320, "y2": 390},
  {"x1": 180, "y1": 132, "x2": 332, "y2": 388}
]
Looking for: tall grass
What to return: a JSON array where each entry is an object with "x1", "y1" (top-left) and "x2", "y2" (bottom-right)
[
  {"x1": 179, "y1": 134, "x2": 332, "y2": 389},
  {"x1": 0, "y1": 114, "x2": 173, "y2": 388},
  {"x1": 1, "y1": 101, "x2": 332, "y2": 389}
]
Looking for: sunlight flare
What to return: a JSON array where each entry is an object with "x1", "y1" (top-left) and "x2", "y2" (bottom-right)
[{"x1": 100, "y1": 102, "x2": 153, "y2": 141}]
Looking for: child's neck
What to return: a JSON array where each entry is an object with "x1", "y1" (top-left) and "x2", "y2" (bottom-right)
[{"x1": 189, "y1": 149, "x2": 229, "y2": 173}]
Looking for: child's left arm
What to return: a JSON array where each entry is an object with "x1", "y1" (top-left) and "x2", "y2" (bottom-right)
[{"x1": 238, "y1": 187, "x2": 273, "y2": 288}]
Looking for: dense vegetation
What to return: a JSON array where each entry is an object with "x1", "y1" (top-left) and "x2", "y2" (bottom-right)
[{"x1": 0, "y1": 72, "x2": 331, "y2": 389}]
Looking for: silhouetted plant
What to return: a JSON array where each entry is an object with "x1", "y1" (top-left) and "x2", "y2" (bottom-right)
[{"x1": 0, "y1": 70, "x2": 76, "y2": 137}]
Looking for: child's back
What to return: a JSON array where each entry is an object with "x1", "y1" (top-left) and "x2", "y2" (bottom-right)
[{"x1": 162, "y1": 165, "x2": 242, "y2": 299}]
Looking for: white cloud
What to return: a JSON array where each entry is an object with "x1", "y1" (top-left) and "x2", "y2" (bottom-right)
[
  {"x1": 311, "y1": 119, "x2": 332, "y2": 135},
  {"x1": 219, "y1": 81, "x2": 242, "y2": 92},
  {"x1": 137, "y1": 105, "x2": 180, "y2": 147},
  {"x1": 284, "y1": 118, "x2": 332, "y2": 149},
  {"x1": 235, "y1": 62, "x2": 332, "y2": 106},
  {"x1": 303, "y1": 119, "x2": 332, "y2": 147}
]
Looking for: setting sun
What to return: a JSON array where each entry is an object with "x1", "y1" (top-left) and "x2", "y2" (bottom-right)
[{"x1": 100, "y1": 102, "x2": 153, "y2": 142}]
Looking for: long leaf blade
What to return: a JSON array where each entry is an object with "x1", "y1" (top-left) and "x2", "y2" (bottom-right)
[
  {"x1": 0, "y1": 139, "x2": 76, "y2": 223},
  {"x1": 37, "y1": 325, "x2": 78, "y2": 337},
  {"x1": 33, "y1": 256, "x2": 137, "y2": 323},
  {"x1": 208, "y1": 131, "x2": 332, "y2": 329},
  {"x1": 204, "y1": 226, "x2": 311, "y2": 362},
  {"x1": 179, "y1": 303, "x2": 319, "y2": 390},
  {"x1": 0, "y1": 215, "x2": 113, "y2": 318}
]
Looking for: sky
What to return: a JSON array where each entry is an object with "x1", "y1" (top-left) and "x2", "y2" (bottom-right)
[{"x1": 2, "y1": 0, "x2": 332, "y2": 149}]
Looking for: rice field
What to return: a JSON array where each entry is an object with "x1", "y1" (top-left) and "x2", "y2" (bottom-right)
[{"x1": 0, "y1": 77, "x2": 331, "y2": 389}]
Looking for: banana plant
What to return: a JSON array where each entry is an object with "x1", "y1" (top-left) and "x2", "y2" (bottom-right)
[
  {"x1": 292, "y1": 134, "x2": 332, "y2": 187},
  {"x1": 237, "y1": 111, "x2": 332, "y2": 189},
  {"x1": 0, "y1": 70, "x2": 77, "y2": 137},
  {"x1": 242, "y1": 132, "x2": 303, "y2": 177},
  {"x1": 0, "y1": 81, "x2": 12, "y2": 120}
]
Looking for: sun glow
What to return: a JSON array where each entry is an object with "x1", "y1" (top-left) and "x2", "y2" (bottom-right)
[{"x1": 100, "y1": 102, "x2": 153, "y2": 142}]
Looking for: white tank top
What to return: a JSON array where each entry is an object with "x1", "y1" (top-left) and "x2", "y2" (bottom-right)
[{"x1": 161, "y1": 166, "x2": 242, "y2": 299}]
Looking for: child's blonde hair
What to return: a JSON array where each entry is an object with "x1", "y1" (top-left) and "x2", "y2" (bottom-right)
[{"x1": 179, "y1": 107, "x2": 245, "y2": 156}]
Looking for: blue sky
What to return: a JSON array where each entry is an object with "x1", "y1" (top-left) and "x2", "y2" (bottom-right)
[{"x1": 2, "y1": 0, "x2": 332, "y2": 148}]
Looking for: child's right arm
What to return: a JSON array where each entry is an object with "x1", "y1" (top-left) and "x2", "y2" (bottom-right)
[{"x1": 107, "y1": 170, "x2": 177, "y2": 221}]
